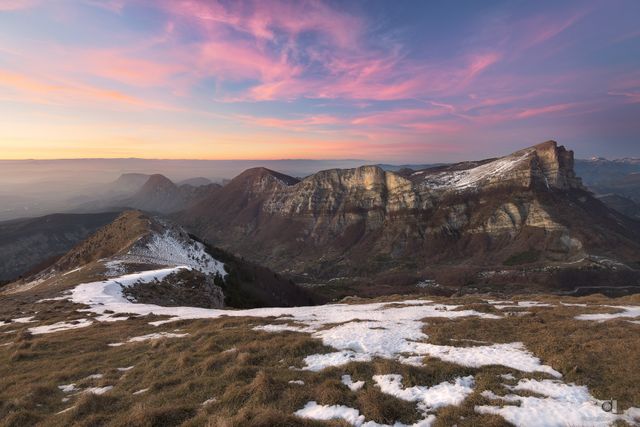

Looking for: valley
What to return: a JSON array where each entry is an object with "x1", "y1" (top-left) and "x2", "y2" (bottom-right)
[{"x1": 1, "y1": 141, "x2": 639, "y2": 426}]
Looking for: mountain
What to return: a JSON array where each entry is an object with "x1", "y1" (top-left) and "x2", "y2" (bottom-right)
[
  {"x1": 74, "y1": 174, "x2": 220, "y2": 215},
  {"x1": 7, "y1": 210, "x2": 319, "y2": 307},
  {"x1": 122, "y1": 174, "x2": 220, "y2": 214},
  {"x1": 107, "y1": 173, "x2": 151, "y2": 195},
  {"x1": 575, "y1": 157, "x2": 640, "y2": 187},
  {"x1": 595, "y1": 194, "x2": 640, "y2": 220},
  {"x1": 0, "y1": 212, "x2": 120, "y2": 283},
  {"x1": 177, "y1": 177, "x2": 213, "y2": 187},
  {"x1": 377, "y1": 163, "x2": 443, "y2": 172},
  {"x1": 575, "y1": 157, "x2": 640, "y2": 218},
  {"x1": 126, "y1": 174, "x2": 186, "y2": 213},
  {"x1": 180, "y1": 141, "x2": 640, "y2": 295}
]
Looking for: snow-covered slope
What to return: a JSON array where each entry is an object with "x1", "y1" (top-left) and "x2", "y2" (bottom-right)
[
  {"x1": 8, "y1": 211, "x2": 225, "y2": 294},
  {"x1": 420, "y1": 151, "x2": 533, "y2": 191},
  {"x1": 28, "y1": 269, "x2": 639, "y2": 426},
  {"x1": 118, "y1": 225, "x2": 225, "y2": 276}
]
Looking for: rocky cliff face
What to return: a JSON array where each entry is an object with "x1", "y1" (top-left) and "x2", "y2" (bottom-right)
[{"x1": 181, "y1": 141, "x2": 640, "y2": 281}]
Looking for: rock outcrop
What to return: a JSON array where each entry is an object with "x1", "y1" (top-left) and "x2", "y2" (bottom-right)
[{"x1": 181, "y1": 141, "x2": 640, "y2": 280}]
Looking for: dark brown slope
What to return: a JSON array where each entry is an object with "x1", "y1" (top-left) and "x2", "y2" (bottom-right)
[
  {"x1": 10, "y1": 209, "x2": 321, "y2": 307},
  {"x1": 596, "y1": 194, "x2": 640, "y2": 219},
  {"x1": 0, "y1": 212, "x2": 121, "y2": 282},
  {"x1": 178, "y1": 141, "x2": 640, "y2": 293}
]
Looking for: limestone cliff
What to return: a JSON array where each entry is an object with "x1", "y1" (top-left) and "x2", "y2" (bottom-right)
[{"x1": 181, "y1": 141, "x2": 640, "y2": 280}]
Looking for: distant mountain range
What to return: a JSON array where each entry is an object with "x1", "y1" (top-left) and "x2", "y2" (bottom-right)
[
  {"x1": 2, "y1": 141, "x2": 640, "y2": 297},
  {"x1": 575, "y1": 157, "x2": 640, "y2": 218}
]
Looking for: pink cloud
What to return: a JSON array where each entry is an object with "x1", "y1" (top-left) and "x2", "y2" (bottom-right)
[
  {"x1": 242, "y1": 49, "x2": 501, "y2": 102},
  {"x1": 236, "y1": 114, "x2": 343, "y2": 132},
  {"x1": 163, "y1": 0, "x2": 363, "y2": 47},
  {"x1": 156, "y1": 0, "x2": 503, "y2": 102},
  {"x1": 0, "y1": 67, "x2": 165, "y2": 109},
  {"x1": 516, "y1": 103, "x2": 577, "y2": 119},
  {"x1": 461, "y1": 52, "x2": 501, "y2": 83},
  {"x1": 351, "y1": 108, "x2": 448, "y2": 126},
  {"x1": 0, "y1": 0, "x2": 38, "y2": 11},
  {"x1": 83, "y1": 50, "x2": 187, "y2": 87},
  {"x1": 517, "y1": 9, "x2": 589, "y2": 50},
  {"x1": 608, "y1": 91, "x2": 640, "y2": 104}
]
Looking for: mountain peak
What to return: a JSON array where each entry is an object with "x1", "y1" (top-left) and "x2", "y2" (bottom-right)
[
  {"x1": 529, "y1": 140, "x2": 583, "y2": 190},
  {"x1": 236, "y1": 167, "x2": 300, "y2": 184},
  {"x1": 108, "y1": 173, "x2": 151, "y2": 195},
  {"x1": 227, "y1": 167, "x2": 300, "y2": 195},
  {"x1": 140, "y1": 174, "x2": 177, "y2": 191}
]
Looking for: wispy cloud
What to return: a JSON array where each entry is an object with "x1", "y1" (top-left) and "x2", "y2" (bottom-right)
[
  {"x1": 0, "y1": 0, "x2": 638, "y2": 160},
  {"x1": 0, "y1": 0, "x2": 38, "y2": 11}
]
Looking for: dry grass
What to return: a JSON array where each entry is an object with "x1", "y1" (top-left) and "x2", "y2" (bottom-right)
[
  {"x1": 424, "y1": 299, "x2": 640, "y2": 410},
  {"x1": 0, "y1": 292, "x2": 638, "y2": 426}
]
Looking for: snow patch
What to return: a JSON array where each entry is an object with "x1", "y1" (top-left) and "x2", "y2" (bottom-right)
[
  {"x1": 373, "y1": 374, "x2": 475, "y2": 414},
  {"x1": 295, "y1": 401, "x2": 365, "y2": 425},
  {"x1": 84, "y1": 386, "x2": 112, "y2": 395},
  {"x1": 67, "y1": 270, "x2": 561, "y2": 377},
  {"x1": 12, "y1": 316, "x2": 36, "y2": 324},
  {"x1": 29, "y1": 318, "x2": 93, "y2": 335},
  {"x1": 58, "y1": 384, "x2": 77, "y2": 393},
  {"x1": 202, "y1": 397, "x2": 217, "y2": 406},
  {"x1": 108, "y1": 331, "x2": 188, "y2": 347},
  {"x1": 575, "y1": 305, "x2": 640, "y2": 322},
  {"x1": 422, "y1": 151, "x2": 531, "y2": 191},
  {"x1": 492, "y1": 301, "x2": 553, "y2": 310},
  {"x1": 304, "y1": 351, "x2": 371, "y2": 372},
  {"x1": 476, "y1": 378, "x2": 640, "y2": 427},
  {"x1": 342, "y1": 375, "x2": 365, "y2": 391},
  {"x1": 123, "y1": 230, "x2": 225, "y2": 276},
  {"x1": 36, "y1": 295, "x2": 68, "y2": 303},
  {"x1": 294, "y1": 401, "x2": 436, "y2": 427},
  {"x1": 63, "y1": 267, "x2": 83, "y2": 276}
]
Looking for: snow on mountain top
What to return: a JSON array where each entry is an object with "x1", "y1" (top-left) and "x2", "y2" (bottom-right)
[
  {"x1": 120, "y1": 229, "x2": 225, "y2": 276},
  {"x1": 421, "y1": 151, "x2": 532, "y2": 191}
]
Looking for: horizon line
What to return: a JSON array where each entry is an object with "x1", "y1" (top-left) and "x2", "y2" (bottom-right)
[{"x1": 0, "y1": 157, "x2": 372, "y2": 162}]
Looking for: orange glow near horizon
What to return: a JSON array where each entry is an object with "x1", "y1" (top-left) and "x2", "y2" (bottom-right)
[{"x1": 0, "y1": 1, "x2": 638, "y2": 161}]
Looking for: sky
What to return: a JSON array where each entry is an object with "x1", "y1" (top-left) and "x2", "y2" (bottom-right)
[{"x1": 0, "y1": 0, "x2": 638, "y2": 162}]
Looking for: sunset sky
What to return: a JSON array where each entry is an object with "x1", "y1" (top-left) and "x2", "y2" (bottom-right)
[{"x1": 0, "y1": 0, "x2": 639, "y2": 162}]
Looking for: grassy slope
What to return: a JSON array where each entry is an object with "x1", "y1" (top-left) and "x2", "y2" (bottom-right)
[{"x1": 0, "y1": 293, "x2": 638, "y2": 427}]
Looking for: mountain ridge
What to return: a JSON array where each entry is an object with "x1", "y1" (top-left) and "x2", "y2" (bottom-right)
[{"x1": 178, "y1": 141, "x2": 640, "y2": 294}]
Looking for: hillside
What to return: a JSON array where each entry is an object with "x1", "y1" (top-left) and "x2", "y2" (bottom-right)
[
  {"x1": 575, "y1": 157, "x2": 640, "y2": 216},
  {"x1": 7, "y1": 211, "x2": 319, "y2": 308},
  {"x1": 180, "y1": 141, "x2": 640, "y2": 295},
  {"x1": 0, "y1": 212, "x2": 121, "y2": 282}
]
